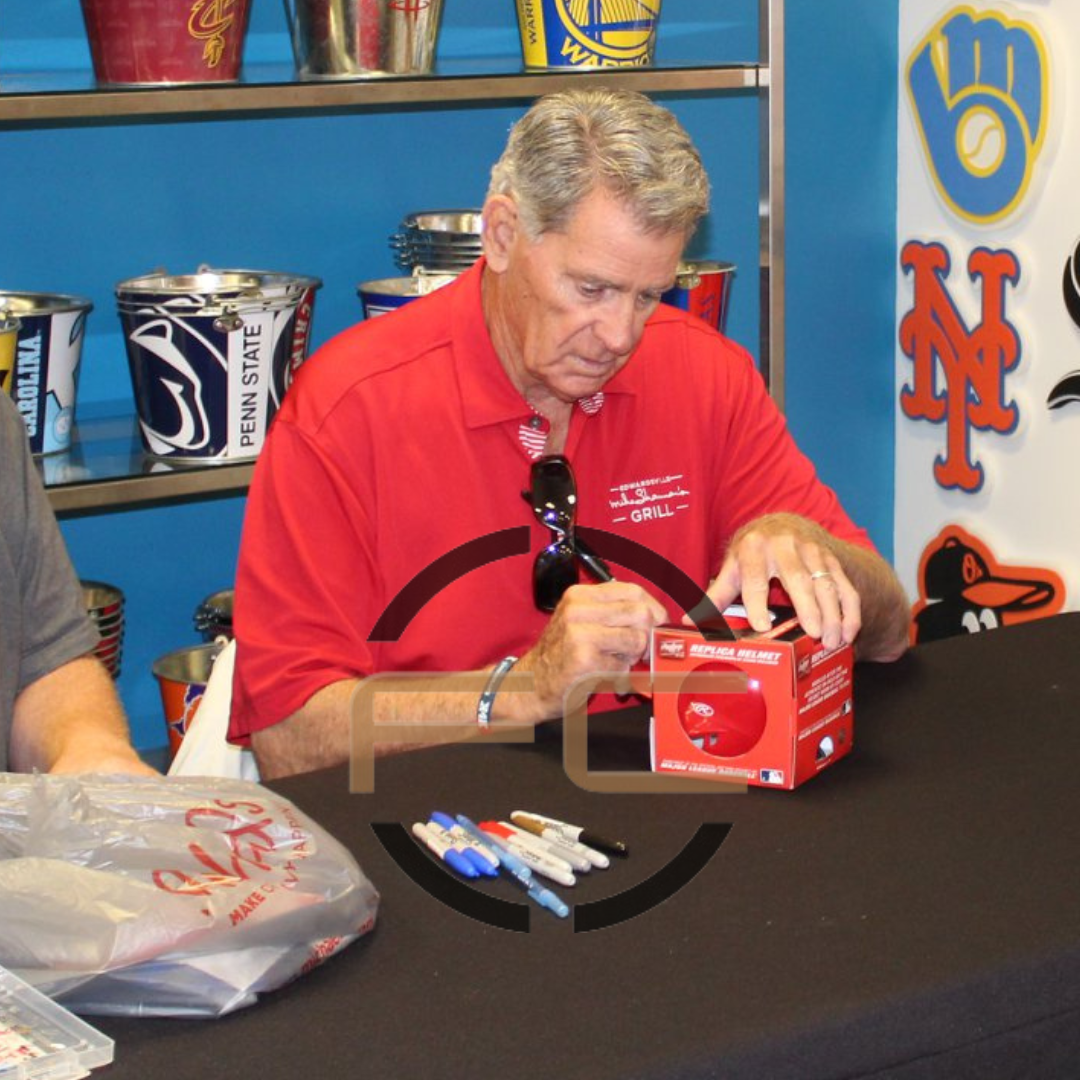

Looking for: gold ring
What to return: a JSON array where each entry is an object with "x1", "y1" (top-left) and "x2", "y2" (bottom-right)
[{"x1": 810, "y1": 570, "x2": 833, "y2": 581}]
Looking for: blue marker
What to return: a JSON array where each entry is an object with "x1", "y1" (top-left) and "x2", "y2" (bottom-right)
[
  {"x1": 427, "y1": 820, "x2": 498, "y2": 878},
  {"x1": 430, "y1": 811, "x2": 501, "y2": 871},
  {"x1": 526, "y1": 878, "x2": 570, "y2": 919},
  {"x1": 411, "y1": 822, "x2": 478, "y2": 879},
  {"x1": 454, "y1": 815, "x2": 570, "y2": 920},
  {"x1": 454, "y1": 814, "x2": 533, "y2": 886}
]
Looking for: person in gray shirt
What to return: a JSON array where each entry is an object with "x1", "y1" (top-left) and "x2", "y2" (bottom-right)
[{"x1": 0, "y1": 392, "x2": 155, "y2": 774}]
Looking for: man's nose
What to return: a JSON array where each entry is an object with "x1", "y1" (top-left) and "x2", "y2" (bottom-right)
[{"x1": 595, "y1": 298, "x2": 641, "y2": 356}]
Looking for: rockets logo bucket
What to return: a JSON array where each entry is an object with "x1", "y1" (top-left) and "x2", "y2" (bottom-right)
[
  {"x1": 357, "y1": 273, "x2": 456, "y2": 319},
  {"x1": 80, "y1": 0, "x2": 252, "y2": 86},
  {"x1": 0, "y1": 292, "x2": 93, "y2": 456},
  {"x1": 661, "y1": 260, "x2": 735, "y2": 334},
  {"x1": 284, "y1": 0, "x2": 445, "y2": 78},
  {"x1": 514, "y1": 0, "x2": 661, "y2": 70},
  {"x1": 116, "y1": 268, "x2": 320, "y2": 462}
]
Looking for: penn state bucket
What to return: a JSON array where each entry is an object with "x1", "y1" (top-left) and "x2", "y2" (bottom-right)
[{"x1": 116, "y1": 268, "x2": 320, "y2": 463}]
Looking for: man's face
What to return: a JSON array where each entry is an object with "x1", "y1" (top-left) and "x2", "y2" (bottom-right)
[{"x1": 487, "y1": 187, "x2": 687, "y2": 405}]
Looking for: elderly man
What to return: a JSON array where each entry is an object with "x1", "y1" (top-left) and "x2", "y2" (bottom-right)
[
  {"x1": 231, "y1": 88, "x2": 909, "y2": 779},
  {"x1": 0, "y1": 392, "x2": 156, "y2": 775}
]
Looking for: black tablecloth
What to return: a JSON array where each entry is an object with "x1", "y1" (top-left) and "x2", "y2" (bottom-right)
[{"x1": 97, "y1": 614, "x2": 1080, "y2": 1079}]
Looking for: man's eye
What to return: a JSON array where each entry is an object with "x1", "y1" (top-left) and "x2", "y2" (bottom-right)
[{"x1": 579, "y1": 284, "x2": 604, "y2": 299}]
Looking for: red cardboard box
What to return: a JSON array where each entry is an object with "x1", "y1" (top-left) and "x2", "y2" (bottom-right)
[{"x1": 650, "y1": 611, "x2": 854, "y2": 789}]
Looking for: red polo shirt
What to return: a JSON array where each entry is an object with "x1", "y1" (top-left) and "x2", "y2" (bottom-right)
[{"x1": 229, "y1": 259, "x2": 871, "y2": 741}]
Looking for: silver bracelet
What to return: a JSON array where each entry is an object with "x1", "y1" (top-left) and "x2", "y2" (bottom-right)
[{"x1": 477, "y1": 655, "x2": 519, "y2": 727}]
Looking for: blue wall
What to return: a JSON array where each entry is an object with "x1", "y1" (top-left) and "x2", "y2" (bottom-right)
[
  {"x1": 785, "y1": 0, "x2": 899, "y2": 555},
  {"x1": 3, "y1": 0, "x2": 898, "y2": 751}
]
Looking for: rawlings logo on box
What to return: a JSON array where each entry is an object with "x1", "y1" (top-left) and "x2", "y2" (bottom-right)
[{"x1": 650, "y1": 610, "x2": 854, "y2": 790}]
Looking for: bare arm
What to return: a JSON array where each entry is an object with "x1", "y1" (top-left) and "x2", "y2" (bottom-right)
[
  {"x1": 10, "y1": 654, "x2": 159, "y2": 775},
  {"x1": 699, "y1": 512, "x2": 910, "y2": 662},
  {"x1": 251, "y1": 580, "x2": 668, "y2": 779}
]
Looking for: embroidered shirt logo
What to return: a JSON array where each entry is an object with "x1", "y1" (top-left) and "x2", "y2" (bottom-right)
[{"x1": 609, "y1": 473, "x2": 690, "y2": 524}]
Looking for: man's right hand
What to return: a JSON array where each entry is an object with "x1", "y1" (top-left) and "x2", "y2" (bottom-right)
[{"x1": 512, "y1": 581, "x2": 668, "y2": 722}]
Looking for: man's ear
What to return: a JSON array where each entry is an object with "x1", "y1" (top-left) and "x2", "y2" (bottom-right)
[{"x1": 481, "y1": 195, "x2": 520, "y2": 272}]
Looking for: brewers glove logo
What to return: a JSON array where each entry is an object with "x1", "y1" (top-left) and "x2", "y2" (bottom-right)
[{"x1": 906, "y1": 6, "x2": 1048, "y2": 224}]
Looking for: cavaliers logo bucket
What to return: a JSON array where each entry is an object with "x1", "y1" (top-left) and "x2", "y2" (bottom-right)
[
  {"x1": 80, "y1": 0, "x2": 253, "y2": 85},
  {"x1": 116, "y1": 268, "x2": 320, "y2": 463},
  {"x1": 514, "y1": 0, "x2": 662, "y2": 70}
]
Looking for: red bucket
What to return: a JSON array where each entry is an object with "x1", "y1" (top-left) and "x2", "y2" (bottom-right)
[
  {"x1": 662, "y1": 260, "x2": 736, "y2": 334},
  {"x1": 80, "y1": 0, "x2": 252, "y2": 86}
]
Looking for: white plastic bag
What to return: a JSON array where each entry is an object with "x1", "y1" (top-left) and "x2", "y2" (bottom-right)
[
  {"x1": 0, "y1": 773, "x2": 378, "y2": 1017},
  {"x1": 166, "y1": 638, "x2": 260, "y2": 781}
]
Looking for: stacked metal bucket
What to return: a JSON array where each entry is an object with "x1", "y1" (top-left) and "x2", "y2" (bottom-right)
[
  {"x1": 358, "y1": 210, "x2": 482, "y2": 319},
  {"x1": 389, "y1": 211, "x2": 484, "y2": 274},
  {"x1": 82, "y1": 580, "x2": 125, "y2": 678}
]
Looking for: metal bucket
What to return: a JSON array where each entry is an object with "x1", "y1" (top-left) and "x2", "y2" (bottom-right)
[
  {"x1": 357, "y1": 272, "x2": 456, "y2": 318},
  {"x1": 0, "y1": 292, "x2": 93, "y2": 456},
  {"x1": 661, "y1": 260, "x2": 735, "y2": 334},
  {"x1": 152, "y1": 642, "x2": 224, "y2": 759},
  {"x1": 514, "y1": 0, "x2": 661, "y2": 70},
  {"x1": 82, "y1": 579, "x2": 125, "y2": 680},
  {"x1": 284, "y1": 0, "x2": 445, "y2": 79},
  {"x1": 80, "y1": 0, "x2": 253, "y2": 86},
  {"x1": 0, "y1": 314, "x2": 18, "y2": 397},
  {"x1": 193, "y1": 587, "x2": 234, "y2": 641},
  {"x1": 116, "y1": 268, "x2": 321, "y2": 462}
]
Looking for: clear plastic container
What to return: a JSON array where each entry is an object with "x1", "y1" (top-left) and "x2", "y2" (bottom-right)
[{"x1": 0, "y1": 967, "x2": 114, "y2": 1080}]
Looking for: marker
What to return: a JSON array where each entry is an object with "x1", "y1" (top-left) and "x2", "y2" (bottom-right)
[
  {"x1": 454, "y1": 815, "x2": 569, "y2": 920},
  {"x1": 411, "y1": 822, "x2": 479, "y2": 879},
  {"x1": 454, "y1": 814, "x2": 533, "y2": 886},
  {"x1": 512, "y1": 811, "x2": 628, "y2": 858},
  {"x1": 496, "y1": 820, "x2": 593, "y2": 873},
  {"x1": 430, "y1": 811, "x2": 501, "y2": 869},
  {"x1": 479, "y1": 822, "x2": 577, "y2": 887},
  {"x1": 427, "y1": 821, "x2": 499, "y2": 878},
  {"x1": 505, "y1": 815, "x2": 607, "y2": 870},
  {"x1": 526, "y1": 877, "x2": 570, "y2": 919}
]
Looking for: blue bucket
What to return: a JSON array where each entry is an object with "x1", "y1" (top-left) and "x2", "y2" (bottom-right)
[
  {"x1": 0, "y1": 292, "x2": 93, "y2": 456},
  {"x1": 357, "y1": 274, "x2": 456, "y2": 319}
]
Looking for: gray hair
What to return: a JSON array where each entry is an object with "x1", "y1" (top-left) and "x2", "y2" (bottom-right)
[{"x1": 487, "y1": 88, "x2": 710, "y2": 240}]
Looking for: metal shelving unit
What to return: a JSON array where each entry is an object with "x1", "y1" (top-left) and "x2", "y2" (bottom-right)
[{"x1": 6, "y1": 1, "x2": 782, "y2": 514}]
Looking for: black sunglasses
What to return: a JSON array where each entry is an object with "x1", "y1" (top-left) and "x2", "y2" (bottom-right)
[{"x1": 526, "y1": 454, "x2": 613, "y2": 612}]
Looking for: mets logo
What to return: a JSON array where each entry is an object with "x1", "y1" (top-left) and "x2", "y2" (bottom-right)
[
  {"x1": 556, "y1": 0, "x2": 660, "y2": 65},
  {"x1": 898, "y1": 239, "x2": 1020, "y2": 493},
  {"x1": 905, "y1": 6, "x2": 1049, "y2": 224},
  {"x1": 188, "y1": 0, "x2": 239, "y2": 68}
]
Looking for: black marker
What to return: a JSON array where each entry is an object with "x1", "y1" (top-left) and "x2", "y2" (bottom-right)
[{"x1": 511, "y1": 810, "x2": 629, "y2": 858}]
